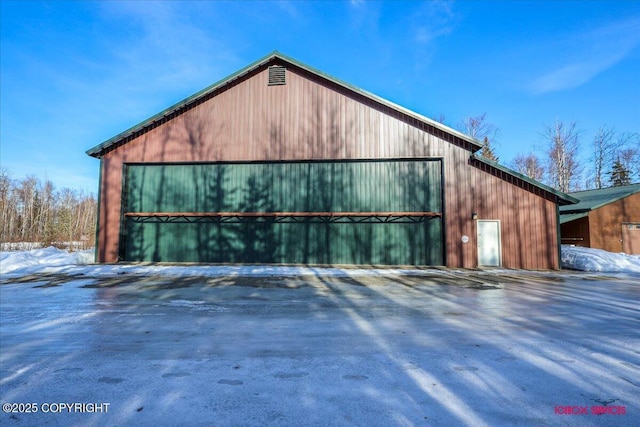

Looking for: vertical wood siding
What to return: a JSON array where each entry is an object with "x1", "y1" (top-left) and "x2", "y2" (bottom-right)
[
  {"x1": 588, "y1": 192, "x2": 640, "y2": 253},
  {"x1": 121, "y1": 160, "x2": 443, "y2": 265},
  {"x1": 97, "y1": 61, "x2": 560, "y2": 268}
]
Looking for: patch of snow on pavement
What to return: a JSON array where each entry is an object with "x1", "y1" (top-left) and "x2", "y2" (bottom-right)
[{"x1": 561, "y1": 245, "x2": 640, "y2": 273}]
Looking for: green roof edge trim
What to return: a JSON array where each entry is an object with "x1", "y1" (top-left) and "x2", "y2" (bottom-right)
[
  {"x1": 271, "y1": 51, "x2": 483, "y2": 151},
  {"x1": 86, "y1": 51, "x2": 280, "y2": 157},
  {"x1": 86, "y1": 51, "x2": 482, "y2": 158},
  {"x1": 559, "y1": 211, "x2": 589, "y2": 224},
  {"x1": 471, "y1": 154, "x2": 579, "y2": 205},
  {"x1": 559, "y1": 183, "x2": 640, "y2": 214}
]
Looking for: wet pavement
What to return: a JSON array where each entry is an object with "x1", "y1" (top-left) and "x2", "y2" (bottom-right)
[{"x1": 1, "y1": 269, "x2": 639, "y2": 426}]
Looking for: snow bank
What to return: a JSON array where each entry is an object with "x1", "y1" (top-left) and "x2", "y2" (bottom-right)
[
  {"x1": 3, "y1": 246, "x2": 640, "y2": 276},
  {"x1": 561, "y1": 245, "x2": 640, "y2": 273},
  {"x1": 0, "y1": 247, "x2": 408, "y2": 277},
  {"x1": 0, "y1": 246, "x2": 94, "y2": 274}
]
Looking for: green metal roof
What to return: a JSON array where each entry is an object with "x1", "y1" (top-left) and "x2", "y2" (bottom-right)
[
  {"x1": 559, "y1": 211, "x2": 589, "y2": 225},
  {"x1": 559, "y1": 183, "x2": 640, "y2": 222},
  {"x1": 86, "y1": 51, "x2": 482, "y2": 158},
  {"x1": 471, "y1": 155, "x2": 579, "y2": 205}
]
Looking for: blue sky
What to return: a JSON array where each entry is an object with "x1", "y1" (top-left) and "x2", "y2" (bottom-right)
[{"x1": 1, "y1": 0, "x2": 639, "y2": 193}]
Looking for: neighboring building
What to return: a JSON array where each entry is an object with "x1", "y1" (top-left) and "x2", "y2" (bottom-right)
[
  {"x1": 87, "y1": 52, "x2": 576, "y2": 268},
  {"x1": 560, "y1": 183, "x2": 640, "y2": 254}
]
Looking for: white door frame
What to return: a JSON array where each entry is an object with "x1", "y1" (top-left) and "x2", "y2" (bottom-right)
[{"x1": 477, "y1": 220, "x2": 502, "y2": 267}]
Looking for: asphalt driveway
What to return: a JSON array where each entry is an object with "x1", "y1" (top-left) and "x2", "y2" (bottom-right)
[{"x1": 1, "y1": 269, "x2": 639, "y2": 426}]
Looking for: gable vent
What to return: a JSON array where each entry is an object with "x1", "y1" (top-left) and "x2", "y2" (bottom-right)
[{"x1": 268, "y1": 66, "x2": 286, "y2": 86}]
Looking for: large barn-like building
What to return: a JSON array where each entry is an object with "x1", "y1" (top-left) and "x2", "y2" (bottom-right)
[{"x1": 87, "y1": 52, "x2": 576, "y2": 269}]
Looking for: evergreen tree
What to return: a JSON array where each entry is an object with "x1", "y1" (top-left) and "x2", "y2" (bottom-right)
[
  {"x1": 609, "y1": 158, "x2": 631, "y2": 187},
  {"x1": 462, "y1": 113, "x2": 500, "y2": 162},
  {"x1": 480, "y1": 136, "x2": 499, "y2": 162}
]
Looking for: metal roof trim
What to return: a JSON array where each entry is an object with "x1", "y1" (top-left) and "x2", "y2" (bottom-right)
[
  {"x1": 87, "y1": 51, "x2": 482, "y2": 158},
  {"x1": 559, "y1": 211, "x2": 589, "y2": 224},
  {"x1": 86, "y1": 52, "x2": 283, "y2": 157},
  {"x1": 273, "y1": 52, "x2": 483, "y2": 152},
  {"x1": 559, "y1": 183, "x2": 640, "y2": 213},
  {"x1": 471, "y1": 154, "x2": 579, "y2": 205}
]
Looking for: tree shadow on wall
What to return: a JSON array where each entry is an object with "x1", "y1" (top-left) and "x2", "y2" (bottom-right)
[
  {"x1": 123, "y1": 82, "x2": 444, "y2": 265},
  {"x1": 259, "y1": 95, "x2": 445, "y2": 266},
  {"x1": 237, "y1": 173, "x2": 279, "y2": 263}
]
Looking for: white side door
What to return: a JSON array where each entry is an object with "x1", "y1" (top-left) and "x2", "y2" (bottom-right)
[{"x1": 477, "y1": 220, "x2": 501, "y2": 267}]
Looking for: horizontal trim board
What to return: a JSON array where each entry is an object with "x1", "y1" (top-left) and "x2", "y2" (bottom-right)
[
  {"x1": 124, "y1": 211, "x2": 442, "y2": 224},
  {"x1": 124, "y1": 211, "x2": 443, "y2": 217},
  {"x1": 123, "y1": 157, "x2": 444, "y2": 167}
]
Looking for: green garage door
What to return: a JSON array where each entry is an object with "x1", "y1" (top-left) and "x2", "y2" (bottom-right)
[{"x1": 121, "y1": 160, "x2": 443, "y2": 265}]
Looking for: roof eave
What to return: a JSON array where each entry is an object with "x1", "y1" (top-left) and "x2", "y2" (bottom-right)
[
  {"x1": 559, "y1": 211, "x2": 589, "y2": 224},
  {"x1": 86, "y1": 51, "x2": 283, "y2": 158},
  {"x1": 272, "y1": 52, "x2": 483, "y2": 152},
  {"x1": 559, "y1": 184, "x2": 640, "y2": 213},
  {"x1": 471, "y1": 154, "x2": 579, "y2": 205},
  {"x1": 559, "y1": 208, "x2": 591, "y2": 215},
  {"x1": 582, "y1": 188, "x2": 640, "y2": 212}
]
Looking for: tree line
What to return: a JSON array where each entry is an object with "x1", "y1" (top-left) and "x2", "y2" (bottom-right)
[
  {"x1": 459, "y1": 114, "x2": 639, "y2": 193},
  {"x1": 0, "y1": 169, "x2": 97, "y2": 250}
]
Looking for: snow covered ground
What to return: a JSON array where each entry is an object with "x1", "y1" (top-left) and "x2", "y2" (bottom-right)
[
  {"x1": 561, "y1": 245, "x2": 640, "y2": 273},
  {"x1": 0, "y1": 247, "x2": 465, "y2": 279},
  {"x1": 1, "y1": 246, "x2": 639, "y2": 426},
  {"x1": 0, "y1": 247, "x2": 95, "y2": 275},
  {"x1": 2, "y1": 245, "x2": 640, "y2": 277}
]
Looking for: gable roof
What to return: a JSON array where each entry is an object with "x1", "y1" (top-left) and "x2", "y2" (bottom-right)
[
  {"x1": 85, "y1": 51, "x2": 577, "y2": 206},
  {"x1": 559, "y1": 183, "x2": 640, "y2": 223},
  {"x1": 86, "y1": 51, "x2": 482, "y2": 158}
]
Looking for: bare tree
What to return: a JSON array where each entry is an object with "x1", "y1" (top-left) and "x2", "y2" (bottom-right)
[
  {"x1": 16, "y1": 176, "x2": 39, "y2": 241},
  {"x1": 591, "y1": 126, "x2": 616, "y2": 189},
  {"x1": 512, "y1": 153, "x2": 545, "y2": 181},
  {"x1": 542, "y1": 120, "x2": 582, "y2": 193},
  {"x1": 38, "y1": 180, "x2": 57, "y2": 245},
  {"x1": 615, "y1": 132, "x2": 640, "y2": 184},
  {"x1": 0, "y1": 171, "x2": 97, "y2": 249},
  {"x1": 56, "y1": 188, "x2": 77, "y2": 246},
  {"x1": 0, "y1": 168, "x2": 15, "y2": 243},
  {"x1": 462, "y1": 113, "x2": 499, "y2": 162}
]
